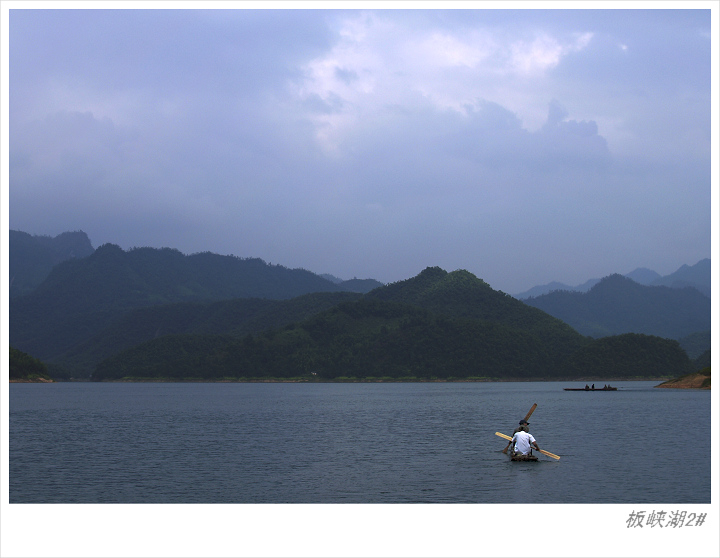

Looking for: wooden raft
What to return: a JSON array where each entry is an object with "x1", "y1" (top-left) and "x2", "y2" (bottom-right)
[{"x1": 510, "y1": 453, "x2": 539, "y2": 462}]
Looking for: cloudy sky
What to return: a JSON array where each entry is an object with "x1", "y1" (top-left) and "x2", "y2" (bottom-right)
[{"x1": 6, "y1": 5, "x2": 713, "y2": 294}]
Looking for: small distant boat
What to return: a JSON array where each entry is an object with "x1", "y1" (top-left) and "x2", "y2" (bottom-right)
[{"x1": 564, "y1": 385, "x2": 617, "y2": 391}]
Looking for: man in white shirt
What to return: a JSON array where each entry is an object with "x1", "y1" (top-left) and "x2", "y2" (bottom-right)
[
  {"x1": 503, "y1": 419, "x2": 530, "y2": 453},
  {"x1": 511, "y1": 425, "x2": 540, "y2": 457}
]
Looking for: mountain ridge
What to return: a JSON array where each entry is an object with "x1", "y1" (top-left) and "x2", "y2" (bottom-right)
[
  {"x1": 9, "y1": 242, "x2": 376, "y2": 365},
  {"x1": 9, "y1": 229, "x2": 709, "y2": 380},
  {"x1": 91, "y1": 267, "x2": 692, "y2": 382},
  {"x1": 523, "y1": 273, "x2": 710, "y2": 341},
  {"x1": 9, "y1": 229, "x2": 95, "y2": 297},
  {"x1": 9, "y1": 229, "x2": 383, "y2": 300},
  {"x1": 514, "y1": 259, "x2": 710, "y2": 299}
]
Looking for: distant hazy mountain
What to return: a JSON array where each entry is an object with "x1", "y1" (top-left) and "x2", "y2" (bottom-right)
[
  {"x1": 651, "y1": 259, "x2": 711, "y2": 297},
  {"x1": 624, "y1": 267, "x2": 662, "y2": 285},
  {"x1": 678, "y1": 331, "x2": 712, "y2": 361},
  {"x1": 10, "y1": 229, "x2": 382, "y2": 298},
  {"x1": 320, "y1": 273, "x2": 343, "y2": 284},
  {"x1": 320, "y1": 273, "x2": 383, "y2": 293},
  {"x1": 514, "y1": 259, "x2": 710, "y2": 299},
  {"x1": 9, "y1": 230, "x2": 95, "y2": 297},
  {"x1": 339, "y1": 277, "x2": 385, "y2": 293},
  {"x1": 516, "y1": 280, "x2": 593, "y2": 299},
  {"x1": 523, "y1": 273, "x2": 710, "y2": 341},
  {"x1": 9, "y1": 243, "x2": 362, "y2": 365},
  {"x1": 321, "y1": 274, "x2": 385, "y2": 293}
]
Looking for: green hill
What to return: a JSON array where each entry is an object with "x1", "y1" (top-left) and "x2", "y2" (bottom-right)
[
  {"x1": 92, "y1": 298, "x2": 554, "y2": 381},
  {"x1": 54, "y1": 292, "x2": 362, "y2": 376},
  {"x1": 9, "y1": 347, "x2": 53, "y2": 382},
  {"x1": 9, "y1": 243, "x2": 358, "y2": 364},
  {"x1": 523, "y1": 274, "x2": 710, "y2": 341},
  {"x1": 367, "y1": 267, "x2": 586, "y2": 367},
  {"x1": 561, "y1": 333, "x2": 692, "y2": 379},
  {"x1": 91, "y1": 268, "x2": 692, "y2": 382}
]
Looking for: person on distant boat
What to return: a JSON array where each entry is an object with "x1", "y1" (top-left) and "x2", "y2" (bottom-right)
[
  {"x1": 503, "y1": 419, "x2": 530, "y2": 453},
  {"x1": 592, "y1": 384, "x2": 595, "y2": 390},
  {"x1": 585, "y1": 384, "x2": 589, "y2": 390},
  {"x1": 511, "y1": 425, "x2": 540, "y2": 458}
]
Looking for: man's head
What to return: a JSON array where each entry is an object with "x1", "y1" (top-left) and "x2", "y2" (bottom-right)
[{"x1": 519, "y1": 419, "x2": 529, "y2": 426}]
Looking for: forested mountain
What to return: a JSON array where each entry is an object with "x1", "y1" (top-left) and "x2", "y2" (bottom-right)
[
  {"x1": 9, "y1": 230, "x2": 95, "y2": 297},
  {"x1": 9, "y1": 243, "x2": 374, "y2": 367},
  {"x1": 523, "y1": 274, "x2": 710, "y2": 341},
  {"x1": 9, "y1": 231, "x2": 703, "y2": 383},
  {"x1": 52, "y1": 292, "x2": 362, "y2": 377},
  {"x1": 366, "y1": 267, "x2": 584, "y2": 367},
  {"x1": 514, "y1": 259, "x2": 710, "y2": 299},
  {"x1": 678, "y1": 331, "x2": 712, "y2": 361},
  {"x1": 9, "y1": 347, "x2": 53, "y2": 382},
  {"x1": 91, "y1": 268, "x2": 692, "y2": 382},
  {"x1": 369, "y1": 267, "x2": 574, "y2": 332}
]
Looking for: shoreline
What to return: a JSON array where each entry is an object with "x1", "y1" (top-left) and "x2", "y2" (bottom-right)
[
  {"x1": 654, "y1": 371, "x2": 711, "y2": 390},
  {"x1": 14, "y1": 376, "x2": 676, "y2": 384}
]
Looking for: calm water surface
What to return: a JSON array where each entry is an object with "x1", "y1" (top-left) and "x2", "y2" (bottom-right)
[{"x1": 9, "y1": 381, "x2": 710, "y2": 503}]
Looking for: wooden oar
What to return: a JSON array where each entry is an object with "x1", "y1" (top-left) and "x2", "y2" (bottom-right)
[
  {"x1": 502, "y1": 403, "x2": 537, "y2": 453},
  {"x1": 495, "y1": 431, "x2": 561, "y2": 460},
  {"x1": 523, "y1": 403, "x2": 537, "y2": 422},
  {"x1": 536, "y1": 448, "x2": 561, "y2": 460},
  {"x1": 495, "y1": 431, "x2": 513, "y2": 442}
]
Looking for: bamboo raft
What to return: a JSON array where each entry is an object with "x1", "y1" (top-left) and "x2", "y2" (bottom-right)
[
  {"x1": 495, "y1": 432, "x2": 561, "y2": 460},
  {"x1": 495, "y1": 404, "x2": 562, "y2": 462},
  {"x1": 509, "y1": 453, "x2": 538, "y2": 462}
]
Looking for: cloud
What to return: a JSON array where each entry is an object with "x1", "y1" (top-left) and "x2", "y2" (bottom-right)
[
  {"x1": 294, "y1": 12, "x2": 598, "y2": 151},
  {"x1": 7, "y1": 8, "x2": 711, "y2": 293},
  {"x1": 509, "y1": 31, "x2": 593, "y2": 74}
]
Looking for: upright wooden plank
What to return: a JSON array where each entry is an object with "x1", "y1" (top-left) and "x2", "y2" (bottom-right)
[{"x1": 523, "y1": 403, "x2": 537, "y2": 422}]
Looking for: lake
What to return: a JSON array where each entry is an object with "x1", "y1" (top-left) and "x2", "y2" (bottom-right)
[{"x1": 9, "y1": 380, "x2": 710, "y2": 504}]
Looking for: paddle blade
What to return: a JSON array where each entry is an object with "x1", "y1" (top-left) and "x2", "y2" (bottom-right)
[{"x1": 537, "y1": 448, "x2": 561, "y2": 460}]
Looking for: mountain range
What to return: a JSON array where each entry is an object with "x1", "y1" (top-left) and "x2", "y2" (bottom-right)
[
  {"x1": 91, "y1": 267, "x2": 692, "y2": 382},
  {"x1": 514, "y1": 259, "x2": 711, "y2": 299},
  {"x1": 522, "y1": 274, "x2": 710, "y2": 344},
  {"x1": 9, "y1": 230, "x2": 95, "y2": 298},
  {"x1": 8, "y1": 229, "x2": 710, "y2": 380},
  {"x1": 9, "y1": 230, "x2": 382, "y2": 299}
]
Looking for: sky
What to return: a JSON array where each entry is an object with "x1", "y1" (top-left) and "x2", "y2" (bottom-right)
[{"x1": 5, "y1": 4, "x2": 715, "y2": 294}]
